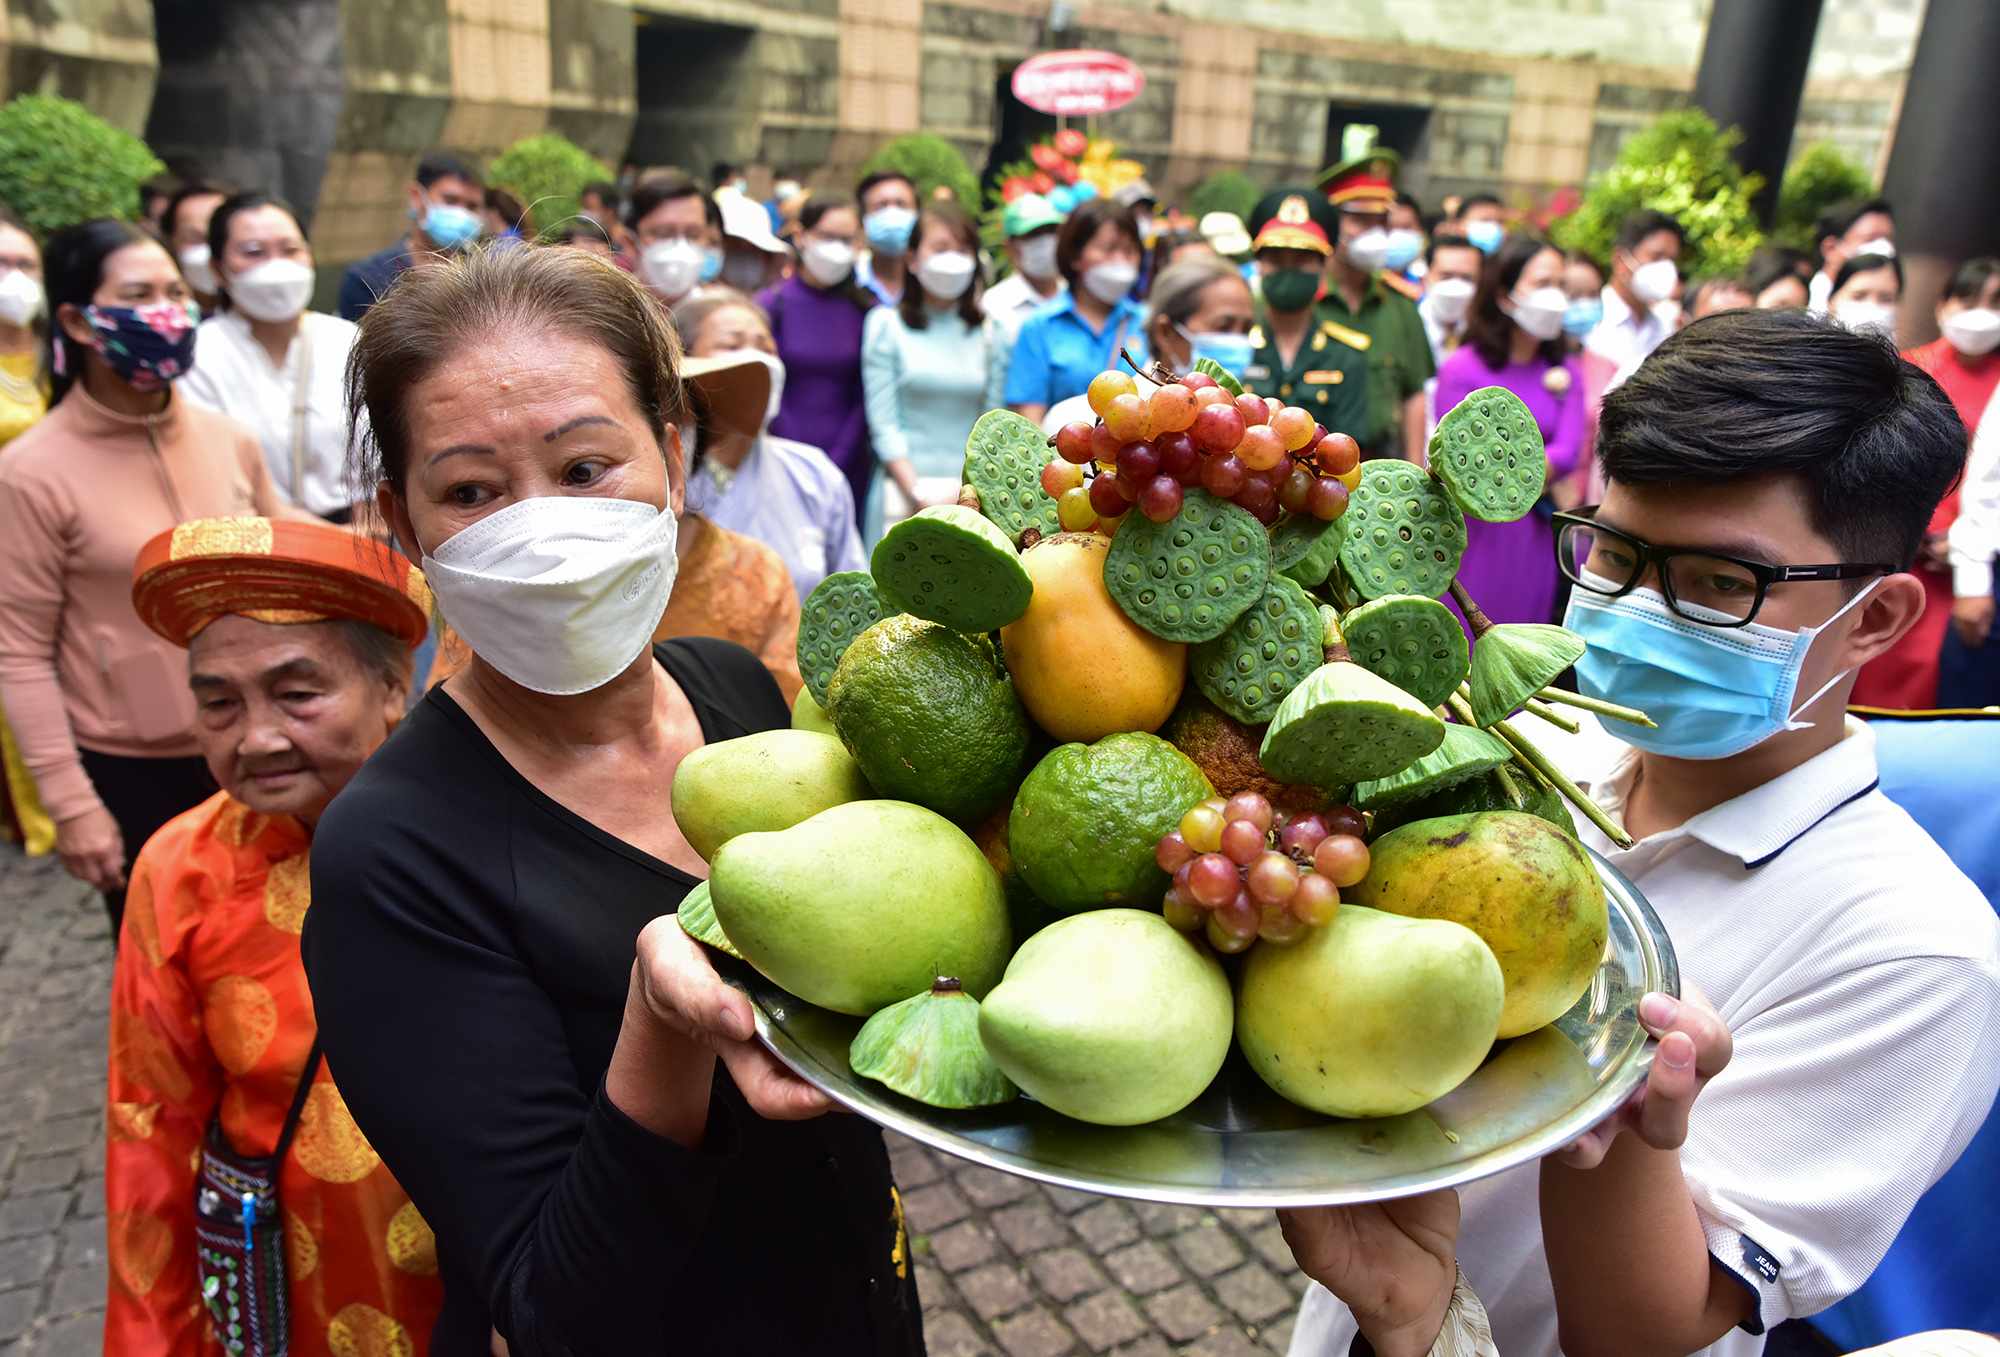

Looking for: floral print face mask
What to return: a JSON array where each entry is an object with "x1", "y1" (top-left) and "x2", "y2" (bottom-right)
[{"x1": 62, "y1": 301, "x2": 199, "y2": 391}]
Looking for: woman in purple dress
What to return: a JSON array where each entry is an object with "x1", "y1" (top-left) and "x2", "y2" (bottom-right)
[
  {"x1": 1433, "y1": 233, "x2": 1585, "y2": 626},
  {"x1": 756, "y1": 195, "x2": 876, "y2": 518}
]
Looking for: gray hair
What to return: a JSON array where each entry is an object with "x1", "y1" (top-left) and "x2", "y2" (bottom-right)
[
  {"x1": 671, "y1": 287, "x2": 770, "y2": 355},
  {"x1": 1146, "y1": 256, "x2": 1246, "y2": 333}
]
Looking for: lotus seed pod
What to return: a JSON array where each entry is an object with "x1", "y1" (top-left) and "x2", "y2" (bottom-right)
[
  {"x1": 1105, "y1": 488, "x2": 1271, "y2": 642},
  {"x1": 1260, "y1": 661, "x2": 1446, "y2": 787},
  {"x1": 1430, "y1": 386, "x2": 1545, "y2": 523},
  {"x1": 1190, "y1": 576, "x2": 1321, "y2": 725},
  {"x1": 676, "y1": 881, "x2": 742, "y2": 960},
  {"x1": 871, "y1": 505, "x2": 1035, "y2": 635},
  {"x1": 961, "y1": 409, "x2": 1064, "y2": 542},
  {"x1": 1352, "y1": 723, "x2": 1515, "y2": 809},
  {"x1": 1467, "y1": 624, "x2": 1587, "y2": 728},
  {"x1": 1338, "y1": 462, "x2": 1467, "y2": 601},
  {"x1": 848, "y1": 978, "x2": 1019, "y2": 1109},
  {"x1": 1342, "y1": 595, "x2": 1472, "y2": 710},
  {"x1": 797, "y1": 572, "x2": 901, "y2": 706},
  {"x1": 1268, "y1": 508, "x2": 1342, "y2": 574}
]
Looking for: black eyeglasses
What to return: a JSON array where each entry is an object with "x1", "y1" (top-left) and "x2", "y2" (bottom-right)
[{"x1": 1552, "y1": 508, "x2": 1893, "y2": 628}]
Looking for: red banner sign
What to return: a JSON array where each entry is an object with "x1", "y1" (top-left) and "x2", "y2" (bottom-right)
[{"x1": 1012, "y1": 50, "x2": 1146, "y2": 117}]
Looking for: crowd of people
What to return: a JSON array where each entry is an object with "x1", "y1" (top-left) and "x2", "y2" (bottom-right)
[{"x1": 0, "y1": 126, "x2": 1993, "y2": 1357}]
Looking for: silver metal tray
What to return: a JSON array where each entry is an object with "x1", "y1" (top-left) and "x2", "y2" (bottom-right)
[{"x1": 725, "y1": 848, "x2": 1676, "y2": 1207}]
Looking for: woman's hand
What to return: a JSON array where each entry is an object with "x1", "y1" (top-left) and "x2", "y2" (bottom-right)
[
  {"x1": 1278, "y1": 1189, "x2": 1460, "y2": 1357},
  {"x1": 631, "y1": 917, "x2": 833, "y2": 1121},
  {"x1": 1553, "y1": 986, "x2": 1731, "y2": 1169},
  {"x1": 1953, "y1": 594, "x2": 1994, "y2": 649},
  {"x1": 56, "y1": 806, "x2": 125, "y2": 894}
]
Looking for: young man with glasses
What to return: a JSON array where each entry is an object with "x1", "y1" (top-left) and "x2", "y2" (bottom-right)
[{"x1": 1282, "y1": 307, "x2": 2000, "y2": 1357}]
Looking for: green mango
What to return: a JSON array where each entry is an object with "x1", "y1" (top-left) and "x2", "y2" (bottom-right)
[
  {"x1": 1351, "y1": 811, "x2": 1607, "y2": 1038},
  {"x1": 791, "y1": 687, "x2": 838, "y2": 736},
  {"x1": 1236, "y1": 905, "x2": 1503, "y2": 1119},
  {"x1": 709, "y1": 800, "x2": 1011, "y2": 1016},
  {"x1": 978, "y1": 910, "x2": 1232, "y2": 1126},
  {"x1": 669, "y1": 729, "x2": 873, "y2": 862}
]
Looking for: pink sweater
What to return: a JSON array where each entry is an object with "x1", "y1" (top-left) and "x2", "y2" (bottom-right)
[{"x1": 0, "y1": 387, "x2": 279, "y2": 821}]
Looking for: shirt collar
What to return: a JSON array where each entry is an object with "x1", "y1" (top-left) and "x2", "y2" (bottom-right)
[
  {"x1": 1599, "y1": 283, "x2": 1645, "y2": 330},
  {"x1": 1592, "y1": 718, "x2": 1882, "y2": 869}
]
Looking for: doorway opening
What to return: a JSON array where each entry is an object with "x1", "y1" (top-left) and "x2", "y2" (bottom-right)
[{"x1": 627, "y1": 13, "x2": 759, "y2": 177}]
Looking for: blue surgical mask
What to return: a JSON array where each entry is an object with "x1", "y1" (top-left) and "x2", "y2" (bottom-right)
[
  {"x1": 1179, "y1": 324, "x2": 1253, "y2": 378},
  {"x1": 1563, "y1": 299, "x2": 1603, "y2": 338},
  {"x1": 413, "y1": 194, "x2": 482, "y2": 252},
  {"x1": 1563, "y1": 578, "x2": 1878, "y2": 761},
  {"x1": 863, "y1": 206, "x2": 917, "y2": 257},
  {"x1": 701, "y1": 246, "x2": 724, "y2": 284},
  {"x1": 1466, "y1": 221, "x2": 1504, "y2": 256},
  {"x1": 1383, "y1": 229, "x2": 1424, "y2": 273}
]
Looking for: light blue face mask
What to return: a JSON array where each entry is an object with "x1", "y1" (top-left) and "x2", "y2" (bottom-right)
[
  {"x1": 700, "y1": 246, "x2": 724, "y2": 284},
  {"x1": 1563, "y1": 577, "x2": 1878, "y2": 760},
  {"x1": 1178, "y1": 324, "x2": 1253, "y2": 378},
  {"x1": 1563, "y1": 298, "x2": 1603, "y2": 338},
  {"x1": 1382, "y1": 229, "x2": 1424, "y2": 273},
  {"x1": 413, "y1": 195, "x2": 483, "y2": 252},
  {"x1": 1466, "y1": 220, "x2": 1504, "y2": 256},
  {"x1": 863, "y1": 206, "x2": 917, "y2": 257}
]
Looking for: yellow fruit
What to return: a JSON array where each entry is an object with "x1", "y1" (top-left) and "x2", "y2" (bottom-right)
[{"x1": 1000, "y1": 533, "x2": 1186, "y2": 742}]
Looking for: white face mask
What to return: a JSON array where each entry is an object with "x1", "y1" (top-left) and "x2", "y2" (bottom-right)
[
  {"x1": 1834, "y1": 298, "x2": 1898, "y2": 344},
  {"x1": 1081, "y1": 260, "x2": 1138, "y2": 306},
  {"x1": 1016, "y1": 234, "x2": 1059, "y2": 282},
  {"x1": 1627, "y1": 257, "x2": 1679, "y2": 306},
  {"x1": 1942, "y1": 308, "x2": 2000, "y2": 357},
  {"x1": 1502, "y1": 286, "x2": 1568, "y2": 342},
  {"x1": 0, "y1": 270, "x2": 44, "y2": 327},
  {"x1": 228, "y1": 258, "x2": 315, "y2": 324},
  {"x1": 179, "y1": 245, "x2": 217, "y2": 295},
  {"x1": 1849, "y1": 237, "x2": 1895, "y2": 260},
  {"x1": 1424, "y1": 277, "x2": 1475, "y2": 325},
  {"x1": 1344, "y1": 228, "x2": 1392, "y2": 273},
  {"x1": 915, "y1": 251, "x2": 977, "y2": 301},
  {"x1": 420, "y1": 495, "x2": 679, "y2": 696},
  {"x1": 800, "y1": 238, "x2": 855, "y2": 288},
  {"x1": 641, "y1": 239, "x2": 705, "y2": 300}
]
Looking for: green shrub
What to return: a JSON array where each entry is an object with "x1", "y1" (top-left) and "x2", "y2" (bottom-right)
[
  {"x1": 1551, "y1": 109, "x2": 1764, "y2": 276},
  {"x1": 1774, "y1": 142, "x2": 1875, "y2": 252},
  {"x1": 486, "y1": 133, "x2": 614, "y2": 241},
  {"x1": 856, "y1": 134, "x2": 980, "y2": 214},
  {"x1": 1187, "y1": 170, "x2": 1260, "y2": 227},
  {"x1": 0, "y1": 94, "x2": 163, "y2": 240}
]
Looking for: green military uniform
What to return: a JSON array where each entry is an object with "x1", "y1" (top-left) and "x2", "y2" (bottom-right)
[
  {"x1": 1316, "y1": 274, "x2": 1435, "y2": 459},
  {"x1": 1241, "y1": 310, "x2": 1369, "y2": 440}
]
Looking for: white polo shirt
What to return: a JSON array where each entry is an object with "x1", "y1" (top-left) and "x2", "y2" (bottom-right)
[
  {"x1": 983, "y1": 271, "x2": 1067, "y2": 349},
  {"x1": 178, "y1": 310, "x2": 364, "y2": 517},
  {"x1": 1292, "y1": 716, "x2": 2000, "y2": 1357},
  {"x1": 1584, "y1": 284, "x2": 1672, "y2": 391}
]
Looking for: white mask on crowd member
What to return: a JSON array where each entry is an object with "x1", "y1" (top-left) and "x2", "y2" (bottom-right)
[
  {"x1": 228, "y1": 259, "x2": 315, "y2": 324},
  {"x1": 640, "y1": 239, "x2": 705, "y2": 300},
  {"x1": 1081, "y1": 260, "x2": 1138, "y2": 306},
  {"x1": 179, "y1": 245, "x2": 217, "y2": 295},
  {"x1": 915, "y1": 251, "x2": 977, "y2": 301},
  {"x1": 1834, "y1": 298, "x2": 1898, "y2": 345},
  {"x1": 1850, "y1": 238, "x2": 1896, "y2": 260},
  {"x1": 1425, "y1": 277, "x2": 1475, "y2": 326},
  {"x1": 1627, "y1": 257, "x2": 1679, "y2": 306},
  {"x1": 1502, "y1": 286, "x2": 1568, "y2": 342},
  {"x1": 800, "y1": 239, "x2": 854, "y2": 288},
  {"x1": 0, "y1": 270, "x2": 43, "y2": 327},
  {"x1": 420, "y1": 495, "x2": 679, "y2": 696},
  {"x1": 1942, "y1": 308, "x2": 2000, "y2": 357},
  {"x1": 1017, "y1": 235, "x2": 1059, "y2": 282},
  {"x1": 1344, "y1": 228, "x2": 1392, "y2": 273}
]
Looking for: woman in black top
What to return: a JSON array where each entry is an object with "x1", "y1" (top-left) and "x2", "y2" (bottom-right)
[{"x1": 302, "y1": 246, "x2": 923, "y2": 1356}]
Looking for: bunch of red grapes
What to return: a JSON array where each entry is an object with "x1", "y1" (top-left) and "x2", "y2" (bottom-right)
[
  {"x1": 1155, "y1": 792, "x2": 1372, "y2": 952},
  {"x1": 1040, "y1": 369, "x2": 1364, "y2": 533}
]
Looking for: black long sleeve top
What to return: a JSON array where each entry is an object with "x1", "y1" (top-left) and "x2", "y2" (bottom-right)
[{"x1": 303, "y1": 639, "x2": 923, "y2": 1356}]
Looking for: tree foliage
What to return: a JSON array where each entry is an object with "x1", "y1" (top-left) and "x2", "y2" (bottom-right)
[
  {"x1": 1773, "y1": 142, "x2": 1875, "y2": 252},
  {"x1": 1551, "y1": 109, "x2": 1764, "y2": 276},
  {"x1": 857, "y1": 134, "x2": 981, "y2": 214},
  {"x1": 1187, "y1": 171, "x2": 1260, "y2": 228},
  {"x1": 0, "y1": 95, "x2": 163, "y2": 240},
  {"x1": 486, "y1": 134, "x2": 614, "y2": 241}
]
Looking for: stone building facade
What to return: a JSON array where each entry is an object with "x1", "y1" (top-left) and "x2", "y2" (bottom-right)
[{"x1": 0, "y1": 0, "x2": 1924, "y2": 277}]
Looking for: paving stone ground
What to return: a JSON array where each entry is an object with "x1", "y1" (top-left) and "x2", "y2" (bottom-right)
[{"x1": 0, "y1": 840, "x2": 1305, "y2": 1356}]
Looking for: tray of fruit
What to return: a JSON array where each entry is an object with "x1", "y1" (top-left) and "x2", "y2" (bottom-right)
[{"x1": 670, "y1": 360, "x2": 1677, "y2": 1204}]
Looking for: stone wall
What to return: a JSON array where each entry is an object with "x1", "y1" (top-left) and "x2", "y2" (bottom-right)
[{"x1": 1, "y1": 0, "x2": 157, "y2": 133}]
